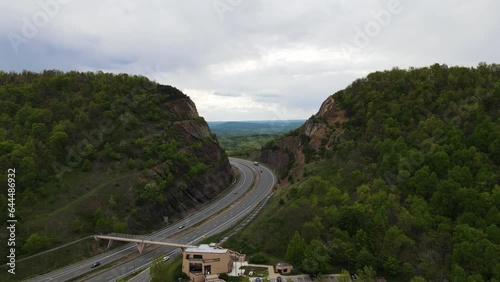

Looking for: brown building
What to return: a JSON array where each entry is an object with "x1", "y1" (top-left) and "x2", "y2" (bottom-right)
[
  {"x1": 182, "y1": 244, "x2": 244, "y2": 282},
  {"x1": 276, "y1": 262, "x2": 293, "y2": 274}
]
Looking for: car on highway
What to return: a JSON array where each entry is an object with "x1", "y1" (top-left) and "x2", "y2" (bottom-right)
[
  {"x1": 91, "y1": 261, "x2": 101, "y2": 268},
  {"x1": 163, "y1": 255, "x2": 170, "y2": 261},
  {"x1": 254, "y1": 161, "x2": 259, "y2": 166},
  {"x1": 233, "y1": 191, "x2": 237, "y2": 194},
  {"x1": 178, "y1": 225, "x2": 185, "y2": 229}
]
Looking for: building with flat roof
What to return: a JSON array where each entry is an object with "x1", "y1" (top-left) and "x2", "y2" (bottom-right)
[
  {"x1": 276, "y1": 262, "x2": 293, "y2": 274},
  {"x1": 182, "y1": 244, "x2": 244, "y2": 282}
]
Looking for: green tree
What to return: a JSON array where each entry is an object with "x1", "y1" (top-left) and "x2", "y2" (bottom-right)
[
  {"x1": 380, "y1": 226, "x2": 414, "y2": 261},
  {"x1": 150, "y1": 254, "x2": 169, "y2": 282},
  {"x1": 49, "y1": 130, "x2": 69, "y2": 147},
  {"x1": 408, "y1": 166, "x2": 438, "y2": 199},
  {"x1": 127, "y1": 157, "x2": 136, "y2": 169},
  {"x1": 302, "y1": 240, "x2": 330, "y2": 276},
  {"x1": 355, "y1": 247, "x2": 375, "y2": 269},
  {"x1": 448, "y1": 166, "x2": 473, "y2": 188},
  {"x1": 20, "y1": 155, "x2": 37, "y2": 184},
  {"x1": 82, "y1": 159, "x2": 92, "y2": 172},
  {"x1": 31, "y1": 122, "x2": 48, "y2": 139},
  {"x1": 93, "y1": 208, "x2": 111, "y2": 233},
  {"x1": 336, "y1": 269, "x2": 351, "y2": 282},
  {"x1": 430, "y1": 179, "x2": 460, "y2": 217},
  {"x1": 22, "y1": 232, "x2": 51, "y2": 255},
  {"x1": 467, "y1": 274, "x2": 485, "y2": 282},
  {"x1": 72, "y1": 217, "x2": 86, "y2": 233},
  {"x1": 328, "y1": 227, "x2": 355, "y2": 263},
  {"x1": 426, "y1": 150, "x2": 450, "y2": 178},
  {"x1": 384, "y1": 256, "x2": 401, "y2": 275},
  {"x1": 285, "y1": 231, "x2": 306, "y2": 268},
  {"x1": 249, "y1": 253, "x2": 269, "y2": 264},
  {"x1": 357, "y1": 265, "x2": 377, "y2": 282},
  {"x1": 0, "y1": 194, "x2": 8, "y2": 223},
  {"x1": 450, "y1": 224, "x2": 499, "y2": 278},
  {"x1": 95, "y1": 217, "x2": 111, "y2": 233},
  {"x1": 113, "y1": 222, "x2": 128, "y2": 233},
  {"x1": 449, "y1": 263, "x2": 467, "y2": 282},
  {"x1": 139, "y1": 181, "x2": 165, "y2": 205},
  {"x1": 188, "y1": 162, "x2": 208, "y2": 178}
]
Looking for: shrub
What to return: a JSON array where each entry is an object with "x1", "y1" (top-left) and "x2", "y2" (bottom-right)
[
  {"x1": 219, "y1": 273, "x2": 229, "y2": 280},
  {"x1": 82, "y1": 159, "x2": 92, "y2": 171},
  {"x1": 249, "y1": 253, "x2": 269, "y2": 264}
]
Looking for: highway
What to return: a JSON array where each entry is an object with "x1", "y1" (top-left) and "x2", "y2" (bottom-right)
[{"x1": 26, "y1": 158, "x2": 276, "y2": 282}]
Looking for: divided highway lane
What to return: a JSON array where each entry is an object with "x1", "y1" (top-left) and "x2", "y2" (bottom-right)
[
  {"x1": 88, "y1": 158, "x2": 276, "y2": 282},
  {"x1": 26, "y1": 158, "x2": 275, "y2": 282}
]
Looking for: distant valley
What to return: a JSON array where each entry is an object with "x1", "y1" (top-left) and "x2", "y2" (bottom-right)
[
  {"x1": 208, "y1": 120, "x2": 305, "y2": 156},
  {"x1": 208, "y1": 120, "x2": 305, "y2": 134}
]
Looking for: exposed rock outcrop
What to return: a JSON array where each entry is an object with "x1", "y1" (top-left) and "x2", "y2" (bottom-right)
[
  {"x1": 174, "y1": 120, "x2": 212, "y2": 141},
  {"x1": 129, "y1": 97, "x2": 233, "y2": 229},
  {"x1": 162, "y1": 97, "x2": 200, "y2": 120},
  {"x1": 258, "y1": 96, "x2": 347, "y2": 179}
]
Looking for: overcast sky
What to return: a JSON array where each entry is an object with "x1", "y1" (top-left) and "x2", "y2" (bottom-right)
[{"x1": 1, "y1": 0, "x2": 499, "y2": 121}]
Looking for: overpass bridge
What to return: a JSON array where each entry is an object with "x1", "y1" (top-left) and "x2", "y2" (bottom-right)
[{"x1": 94, "y1": 233, "x2": 197, "y2": 253}]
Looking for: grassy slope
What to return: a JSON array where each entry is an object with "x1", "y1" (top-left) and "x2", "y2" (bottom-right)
[{"x1": 21, "y1": 164, "x2": 137, "y2": 242}]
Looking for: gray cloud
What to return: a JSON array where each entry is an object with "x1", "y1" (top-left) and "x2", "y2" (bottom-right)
[
  {"x1": 1, "y1": 0, "x2": 499, "y2": 120},
  {"x1": 213, "y1": 91, "x2": 242, "y2": 97}
]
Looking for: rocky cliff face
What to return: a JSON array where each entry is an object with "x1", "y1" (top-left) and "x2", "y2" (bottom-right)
[
  {"x1": 162, "y1": 97, "x2": 201, "y2": 120},
  {"x1": 129, "y1": 96, "x2": 233, "y2": 229},
  {"x1": 169, "y1": 112, "x2": 233, "y2": 210},
  {"x1": 258, "y1": 96, "x2": 347, "y2": 179}
]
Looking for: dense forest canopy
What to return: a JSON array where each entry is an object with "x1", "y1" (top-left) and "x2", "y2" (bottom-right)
[
  {"x1": 234, "y1": 63, "x2": 500, "y2": 281},
  {"x1": 0, "y1": 70, "x2": 188, "y2": 190},
  {"x1": 0, "y1": 70, "x2": 231, "y2": 263}
]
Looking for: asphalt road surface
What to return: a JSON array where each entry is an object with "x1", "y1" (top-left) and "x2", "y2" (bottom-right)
[{"x1": 26, "y1": 158, "x2": 276, "y2": 282}]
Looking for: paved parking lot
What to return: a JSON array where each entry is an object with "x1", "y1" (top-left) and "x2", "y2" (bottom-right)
[
  {"x1": 260, "y1": 275, "x2": 339, "y2": 282},
  {"x1": 289, "y1": 277, "x2": 313, "y2": 282}
]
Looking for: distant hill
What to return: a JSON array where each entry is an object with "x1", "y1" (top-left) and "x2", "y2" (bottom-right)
[
  {"x1": 208, "y1": 120, "x2": 305, "y2": 135},
  {"x1": 207, "y1": 120, "x2": 305, "y2": 156}
]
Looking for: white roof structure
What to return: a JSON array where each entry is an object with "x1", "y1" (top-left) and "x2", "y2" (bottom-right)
[{"x1": 184, "y1": 244, "x2": 228, "y2": 254}]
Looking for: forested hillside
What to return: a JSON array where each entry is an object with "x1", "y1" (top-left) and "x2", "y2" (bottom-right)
[
  {"x1": 231, "y1": 63, "x2": 500, "y2": 281},
  {"x1": 0, "y1": 70, "x2": 232, "y2": 261}
]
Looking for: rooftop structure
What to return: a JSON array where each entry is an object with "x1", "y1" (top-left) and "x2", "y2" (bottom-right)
[
  {"x1": 182, "y1": 244, "x2": 245, "y2": 282},
  {"x1": 276, "y1": 262, "x2": 293, "y2": 274},
  {"x1": 185, "y1": 244, "x2": 229, "y2": 254}
]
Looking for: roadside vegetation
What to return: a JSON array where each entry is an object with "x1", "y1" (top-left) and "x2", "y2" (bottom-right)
[
  {"x1": 0, "y1": 237, "x2": 108, "y2": 281},
  {"x1": 150, "y1": 255, "x2": 190, "y2": 282}
]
